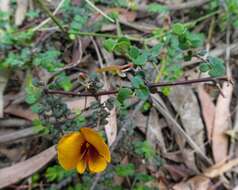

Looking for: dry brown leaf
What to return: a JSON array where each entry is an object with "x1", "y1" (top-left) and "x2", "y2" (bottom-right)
[
  {"x1": 98, "y1": 43, "x2": 117, "y2": 147},
  {"x1": 173, "y1": 176, "x2": 210, "y2": 190},
  {"x1": 0, "y1": 127, "x2": 34, "y2": 144},
  {"x1": 169, "y1": 86, "x2": 205, "y2": 152},
  {"x1": 15, "y1": 0, "x2": 28, "y2": 26},
  {"x1": 4, "y1": 104, "x2": 38, "y2": 121},
  {"x1": 212, "y1": 82, "x2": 233, "y2": 163},
  {"x1": 147, "y1": 108, "x2": 166, "y2": 153},
  {"x1": 105, "y1": 107, "x2": 117, "y2": 146},
  {"x1": 4, "y1": 98, "x2": 92, "y2": 121},
  {"x1": 0, "y1": 146, "x2": 56, "y2": 189},
  {"x1": 66, "y1": 97, "x2": 95, "y2": 111},
  {"x1": 0, "y1": 71, "x2": 8, "y2": 118},
  {"x1": 101, "y1": 95, "x2": 117, "y2": 146},
  {"x1": 198, "y1": 85, "x2": 215, "y2": 142},
  {"x1": 204, "y1": 157, "x2": 238, "y2": 178}
]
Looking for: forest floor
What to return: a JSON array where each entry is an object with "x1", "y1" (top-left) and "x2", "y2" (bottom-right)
[{"x1": 1, "y1": 0, "x2": 238, "y2": 190}]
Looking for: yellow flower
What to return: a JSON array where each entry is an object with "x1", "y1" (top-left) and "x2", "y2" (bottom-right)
[{"x1": 57, "y1": 127, "x2": 111, "y2": 174}]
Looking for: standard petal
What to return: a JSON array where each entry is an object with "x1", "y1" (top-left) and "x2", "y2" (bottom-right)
[
  {"x1": 76, "y1": 159, "x2": 87, "y2": 174},
  {"x1": 57, "y1": 132, "x2": 85, "y2": 170},
  {"x1": 88, "y1": 148, "x2": 107, "y2": 173},
  {"x1": 80, "y1": 127, "x2": 111, "y2": 162}
]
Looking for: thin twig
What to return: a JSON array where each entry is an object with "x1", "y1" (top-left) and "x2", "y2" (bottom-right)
[
  {"x1": 34, "y1": 0, "x2": 66, "y2": 33},
  {"x1": 85, "y1": 0, "x2": 115, "y2": 23},
  {"x1": 33, "y1": 0, "x2": 66, "y2": 31},
  {"x1": 46, "y1": 76, "x2": 228, "y2": 97}
]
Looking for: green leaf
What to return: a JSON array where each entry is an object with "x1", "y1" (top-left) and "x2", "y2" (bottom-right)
[
  {"x1": 146, "y1": 3, "x2": 169, "y2": 13},
  {"x1": 131, "y1": 76, "x2": 150, "y2": 100},
  {"x1": 33, "y1": 50, "x2": 63, "y2": 72},
  {"x1": 135, "y1": 173, "x2": 154, "y2": 183},
  {"x1": 25, "y1": 74, "x2": 42, "y2": 104},
  {"x1": 199, "y1": 57, "x2": 225, "y2": 77},
  {"x1": 134, "y1": 52, "x2": 148, "y2": 66},
  {"x1": 74, "y1": 115, "x2": 86, "y2": 127},
  {"x1": 103, "y1": 38, "x2": 117, "y2": 52},
  {"x1": 233, "y1": 19, "x2": 238, "y2": 28},
  {"x1": 150, "y1": 44, "x2": 163, "y2": 58},
  {"x1": 128, "y1": 46, "x2": 141, "y2": 60},
  {"x1": 114, "y1": 37, "x2": 131, "y2": 54},
  {"x1": 32, "y1": 119, "x2": 49, "y2": 134},
  {"x1": 131, "y1": 75, "x2": 144, "y2": 89},
  {"x1": 45, "y1": 165, "x2": 74, "y2": 182},
  {"x1": 208, "y1": 57, "x2": 226, "y2": 77},
  {"x1": 172, "y1": 23, "x2": 187, "y2": 35},
  {"x1": 115, "y1": 163, "x2": 135, "y2": 177},
  {"x1": 199, "y1": 63, "x2": 210, "y2": 72},
  {"x1": 161, "y1": 86, "x2": 170, "y2": 96},
  {"x1": 186, "y1": 32, "x2": 204, "y2": 48},
  {"x1": 57, "y1": 73, "x2": 73, "y2": 92},
  {"x1": 133, "y1": 141, "x2": 155, "y2": 159},
  {"x1": 117, "y1": 88, "x2": 132, "y2": 104}
]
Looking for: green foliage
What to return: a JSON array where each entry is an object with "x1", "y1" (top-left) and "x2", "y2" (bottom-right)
[
  {"x1": 45, "y1": 165, "x2": 75, "y2": 182},
  {"x1": 94, "y1": 0, "x2": 128, "y2": 8},
  {"x1": 26, "y1": 10, "x2": 40, "y2": 19},
  {"x1": 115, "y1": 163, "x2": 135, "y2": 177},
  {"x1": 199, "y1": 56, "x2": 225, "y2": 77},
  {"x1": 104, "y1": 37, "x2": 131, "y2": 55},
  {"x1": 33, "y1": 50, "x2": 63, "y2": 72},
  {"x1": 132, "y1": 173, "x2": 155, "y2": 190},
  {"x1": 25, "y1": 74, "x2": 42, "y2": 105},
  {"x1": 135, "y1": 173, "x2": 154, "y2": 183},
  {"x1": 56, "y1": 73, "x2": 73, "y2": 92},
  {"x1": 33, "y1": 119, "x2": 50, "y2": 134},
  {"x1": 67, "y1": 175, "x2": 92, "y2": 190},
  {"x1": 131, "y1": 76, "x2": 150, "y2": 100},
  {"x1": 133, "y1": 141, "x2": 155, "y2": 159},
  {"x1": 117, "y1": 87, "x2": 133, "y2": 104},
  {"x1": 146, "y1": 3, "x2": 169, "y2": 14}
]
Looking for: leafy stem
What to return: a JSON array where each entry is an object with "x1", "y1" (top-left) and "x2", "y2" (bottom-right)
[{"x1": 45, "y1": 76, "x2": 228, "y2": 97}]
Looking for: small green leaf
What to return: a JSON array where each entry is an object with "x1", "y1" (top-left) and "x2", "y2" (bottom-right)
[
  {"x1": 128, "y1": 46, "x2": 140, "y2": 60},
  {"x1": 199, "y1": 63, "x2": 210, "y2": 72},
  {"x1": 46, "y1": 165, "x2": 74, "y2": 182},
  {"x1": 146, "y1": 3, "x2": 169, "y2": 13},
  {"x1": 200, "y1": 57, "x2": 225, "y2": 77},
  {"x1": 131, "y1": 76, "x2": 150, "y2": 100},
  {"x1": 57, "y1": 73, "x2": 73, "y2": 92},
  {"x1": 131, "y1": 75, "x2": 144, "y2": 89},
  {"x1": 103, "y1": 38, "x2": 117, "y2": 52},
  {"x1": 172, "y1": 23, "x2": 187, "y2": 35},
  {"x1": 33, "y1": 119, "x2": 49, "y2": 134},
  {"x1": 135, "y1": 173, "x2": 154, "y2": 182},
  {"x1": 150, "y1": 44, "x2": 163, "y2": 58},
  {"x1": 117, "y1": 88, "x2": 132, "y2": 104},
  {"x1": 25, "y1": 74, "x2": 42, "y2": 104},
  {"x1": 134, "y1": 52, "x2": 148, "y2": 66},
  {"x1": 133, "y1": 141, "x2": 155, "y2": 159},
  {"x1": 114, "y1": 37, "x2": 131, "y2": 54},
  {"x1": 186, "y1": 32, "x2": 204, "y2": 48},
  {"x1": 115, "y1": 163, "x2": 135, "y2": 177}
]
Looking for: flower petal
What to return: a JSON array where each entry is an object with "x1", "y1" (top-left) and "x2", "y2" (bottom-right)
[
  {"x1": 88, "y1": 147, "x2": 107, "y2": 173},
  {"x1": 57, "y1": 132, "x2": 85, "y2": 170},
  {"x1": 80, "y1": 127, "x2": 111, "y2": 162},
  {"x1": 76, "y1": 159, "x2": 87, "y2": 174}
]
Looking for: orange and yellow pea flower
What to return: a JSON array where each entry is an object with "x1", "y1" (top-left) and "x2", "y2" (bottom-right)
[{"x1": 57, "y1": 127, "x2": 111, "y2": 174}]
